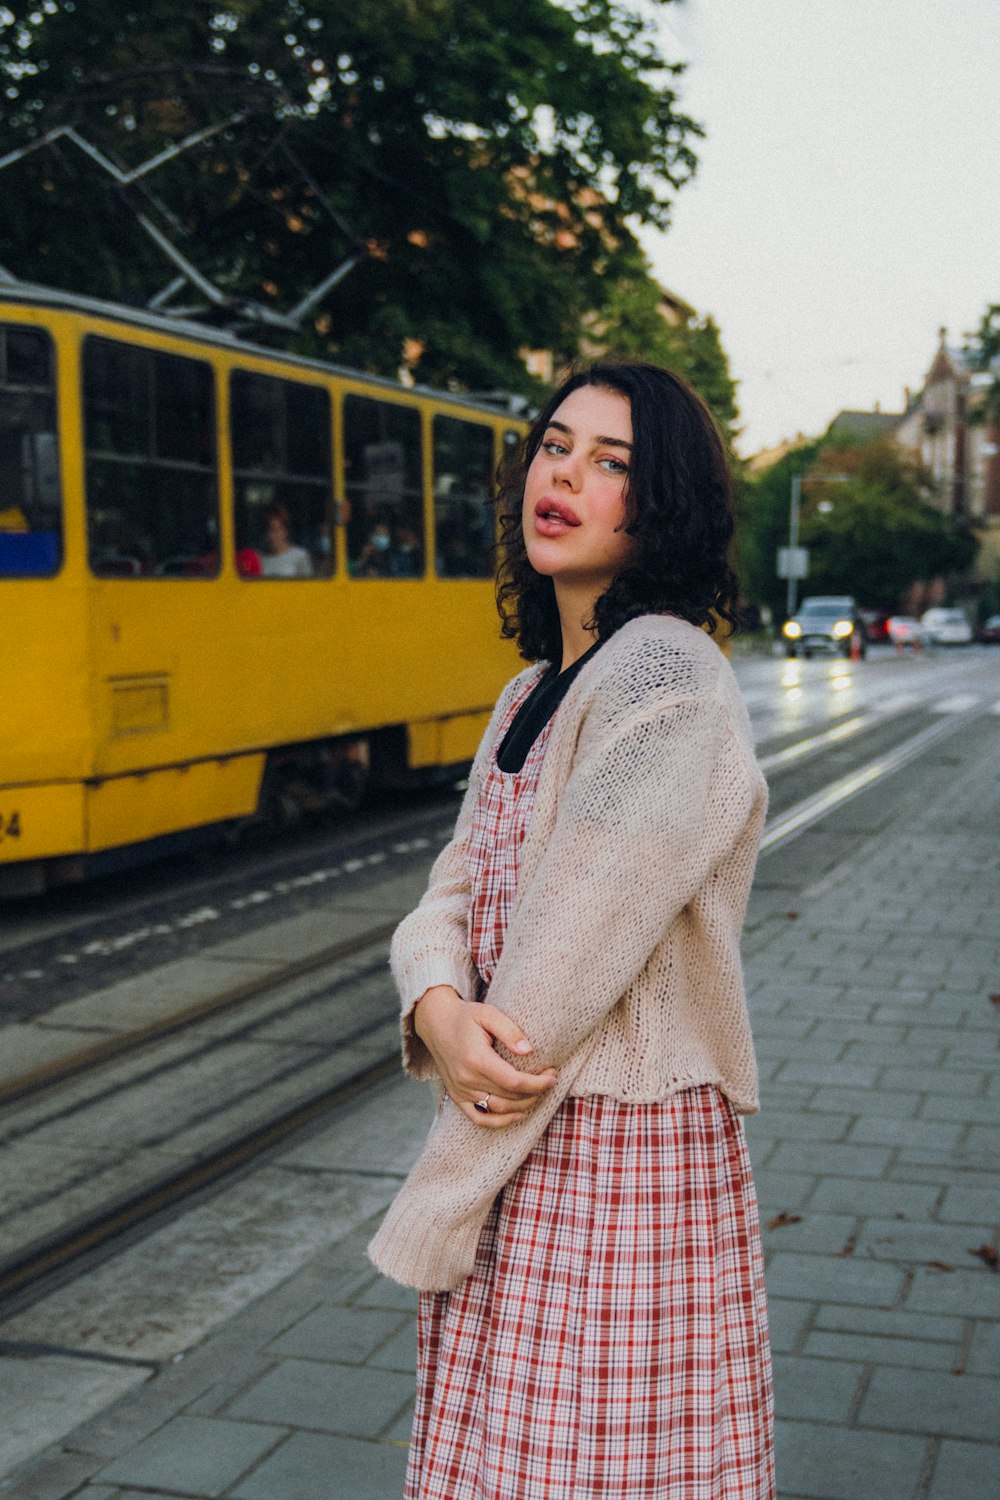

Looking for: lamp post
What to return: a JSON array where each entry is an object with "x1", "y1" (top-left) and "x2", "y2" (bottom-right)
[
  {"x1": 782, "y1": 471, "x2": 852, "y2": 618},
  {"x1": 786, "y1": 473, "x2": 802, "y2": 618}
]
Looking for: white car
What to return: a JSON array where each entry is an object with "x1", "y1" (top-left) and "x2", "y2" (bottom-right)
[{"x1": 920, "y1": 607, "x2": 973, "y2": 645}]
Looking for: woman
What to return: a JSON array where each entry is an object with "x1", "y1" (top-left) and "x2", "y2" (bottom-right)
[{"x1": 369, "y1": 362, "x2": 774, "y2": 1499}]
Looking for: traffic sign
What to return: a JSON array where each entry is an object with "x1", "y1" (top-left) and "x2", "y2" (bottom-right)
[{"x1": 777, "y1": 546, "x2": 809, "y2": 580}]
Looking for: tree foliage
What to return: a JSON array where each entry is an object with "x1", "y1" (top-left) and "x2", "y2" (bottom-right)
[
  {"x1": 586, "y1": 254, "x2": 739, "y2": 442},
  {"x1": 0, "y1": 0, "x2": 705, "y2": 395},
  {"x1": 963, "y1": 302, "x2": 1000, "y2": 424},
  {"x1": 737, "y1": 438, "x2": 978, "y2": 617}
]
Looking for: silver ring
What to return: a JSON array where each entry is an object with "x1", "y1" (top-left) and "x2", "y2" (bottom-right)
[{"x1": 473, "y1": 1095, "x2": 491, "y2": 1114}]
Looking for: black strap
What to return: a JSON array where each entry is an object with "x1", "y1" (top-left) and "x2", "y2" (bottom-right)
[{"x1": 496, "y1": 640, "x2": 602, "y2": 774}]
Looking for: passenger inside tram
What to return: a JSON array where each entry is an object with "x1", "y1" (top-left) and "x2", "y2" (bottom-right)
[{"x1": 260, "y1": 501, "x2": 314, "y2": 578}]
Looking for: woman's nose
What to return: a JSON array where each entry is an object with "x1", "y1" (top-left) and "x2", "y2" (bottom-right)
[{"x1": 551, "y1": 452, "x2": 580, "y2": 488}]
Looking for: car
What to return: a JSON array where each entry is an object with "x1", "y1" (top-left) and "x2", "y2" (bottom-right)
[
  {"x1": 887, "y1": 615, "x2": 924, "y2": 651},
  {"x1": 782, "y1": 595, "x2": 865, "y2": 659},
  {"x1": 978, "y1": 614, "x2": 1000, "y2": 644},
  {"x1": 920, "y1": 607, "x2": 972, "y2": 645}
]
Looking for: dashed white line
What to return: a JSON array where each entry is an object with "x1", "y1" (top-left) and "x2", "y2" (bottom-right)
[{"x1": 932, "y1": 694, "x2": 980, "y2": 713}]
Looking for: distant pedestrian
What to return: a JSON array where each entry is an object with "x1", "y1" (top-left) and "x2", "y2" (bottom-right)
[{"x1": 369, "y1": 362, "x2": 775, "y2": 1498}]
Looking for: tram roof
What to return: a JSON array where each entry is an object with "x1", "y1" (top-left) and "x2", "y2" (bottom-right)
[{"x1": 0, "y1": 279, "x2": 531, "y2": 420}]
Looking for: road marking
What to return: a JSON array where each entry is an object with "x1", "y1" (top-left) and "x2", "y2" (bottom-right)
[
  {"x1": 758, "y1": 716, "x2": 869, "y2": 773},
  {"x1": 760, "y1": 709, "x2": 983, "y2": 854},
  {"x1": 931, "y1": 694, "x2": 980, "y2": 713}
]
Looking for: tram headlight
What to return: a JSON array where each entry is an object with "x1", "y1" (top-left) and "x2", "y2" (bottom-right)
[
  {"x1": 782, "y1": 620, "x2": 801, "y2": 639},
  {"x1": 832, "y1": 619, "x2": 853, "y2": 639}
]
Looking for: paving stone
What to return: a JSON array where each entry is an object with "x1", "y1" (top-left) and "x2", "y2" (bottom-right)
[
  {"x1": 776, "y1": 1061, "x2": 881, "y2": 1088},
  {"x1": 766, "y1": 1140, "x2": 893, "y2": 1179},
  {"x1": 805, "y1": 1176, "x2": 939, "y2": 1220},
  {"x1": 94, "y1": 1415, "x2": 285, "y2": 1496},
  {"x1": 225, "y1": 1359, "x2": 412, "y2": 1439},
  {"x1": 905, "y1": 1272, "x2": 1000, "y2": 1320},
  {"x1": 967, "y1": 1321, "x2": 1000, "y2": 1377},
  {"x1": 0, "y1": 1449, "x2": 107, "y2": 1500},
  {"x1": 765, "y1": 1252, "x2": 904, "y2": 1307},
  {"x1": 879, "y1": 1067, "x2": 990, "y2": 1096},
  {"x1": 0, "y1": 1357, "x2": 149, "y2": 1479},
  {"x1": 771, "y1": 1354, "x2": 862, "y2": 1421},
  {"x1": 749, "y1": 1109, "x2": 853, "y2": 1142},
  {"x1": 809, "y1": 1085, "x2": 918, "y2": 1119},
  {"x1": 351, "y1": 1279, "x2": 420, "y2": 1315},
  {"x1": 964, "y1": 1126, "x2": 1000, "y2": 1158},
  {"x1": 928, "y1": 1438, "x2": 1000, "y2": 1500},
  {"x1": 367, "y1": 1314, "x2": 417, "y2": 1373},
  {"x1": 803, "y1": 1329, "x2": 959, "y2": 1370},
  {"x1": 751, "y1": 1171, "x2": 817, "y2": 1213},
  {"x1": 763, "y1": 1298, "x2": 813, "y2": 1355},
  {"x1": 773, "y1": 1419, "x2": 928, "y2": 1500},
  {"x1": 815, "y1": 1305, "x2": 965, "y2": 1344},
  {"x1": 860, "y1": 1366, "x2": 1000, "y2": 1440},
  {"x1": 856, "y1": 1218, "x2": 996, "y2": 1265},
  {"x1": 847, "y1": 1116, "x2": 964, "y2": 1150},
  {"x1": 920, "y1": 1093, "x2": 1000, "y2": 1125},
  {"x1": 265, "y1": 1306, "x2": 407, "y2": 1365},
  {"x1": 381, "y1": 1401, "x2": 415, "y2": 1444},
  {"x1": 760, "y1": 1213, "x2": 858, "y2": 1255},
  {"x1": 231, "y1": 1431, "x2": 408, "y2": 1500}
]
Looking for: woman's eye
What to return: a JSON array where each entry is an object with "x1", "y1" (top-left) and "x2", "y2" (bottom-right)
[
  {"x1": 600, "y1": 456, "x2": 629, "y2": 474},
  {"x1": 542, "y1": 438, "x2": 568, "y2": 455}
]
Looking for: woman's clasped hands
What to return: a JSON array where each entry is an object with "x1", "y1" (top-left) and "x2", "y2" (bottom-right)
[{"x1": 413, "y1": 985, "x2": 557, "y2": 1128}]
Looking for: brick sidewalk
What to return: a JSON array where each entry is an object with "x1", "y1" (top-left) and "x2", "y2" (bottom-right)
[{"x1": 4, "y1": 725, "x2": 998, "y2": 1500}]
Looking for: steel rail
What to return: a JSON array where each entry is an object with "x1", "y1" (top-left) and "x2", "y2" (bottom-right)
[
  {"x1": 0, "y1": 699, "x2": 987, "y2": 1317},
  {"x1": 0, "y1": 920, "x2": 398, "y2": 1111}
]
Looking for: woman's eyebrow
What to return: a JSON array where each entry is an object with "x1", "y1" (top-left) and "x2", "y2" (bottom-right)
[{"x1": 547, "y1": 419, "x2": 633, "y2": 451}]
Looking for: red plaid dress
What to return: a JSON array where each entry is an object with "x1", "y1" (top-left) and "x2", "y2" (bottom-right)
[{"x1": 405, "y1": 676, "x2": 775, "y2": 1500}]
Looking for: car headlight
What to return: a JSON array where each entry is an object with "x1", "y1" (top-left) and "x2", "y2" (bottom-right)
[
  {"x1": 783, "y1": 620, "x2": 802, "y2": 639},
  {"x1": 832, "y1": 620, "x2": 853, "y2": 639}
]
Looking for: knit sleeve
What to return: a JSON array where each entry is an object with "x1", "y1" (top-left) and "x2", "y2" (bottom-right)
[
  {"x1": 389, "y1": 670, "x2": 531, "y2": 1079},
  {"x1": 487, "y1": 685, "x2": 761, "y2": 1067}
]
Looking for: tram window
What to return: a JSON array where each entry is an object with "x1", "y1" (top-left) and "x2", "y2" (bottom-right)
[
  {"x1": 83, "y1": 338, "x2": 219, "y2": 578},
  {"x1": 231, "y1": 371, "x2": 332, "y2": 579},
  {"x1": 433, "y1": 417, "x2": 495, "y2": 578},
  {"x1": 0, "y1": 325, "x2": 61, "y2": 579},
  {"x1": 344, "y1": 396, "x2": 423, "y2": 578}
]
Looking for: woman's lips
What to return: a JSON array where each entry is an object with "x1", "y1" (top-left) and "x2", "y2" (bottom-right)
[{"x1": 534, "y1": 498, "x2": 580, "y2": 536}]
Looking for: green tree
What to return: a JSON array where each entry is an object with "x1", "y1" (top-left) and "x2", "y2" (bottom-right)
[
  {"x1": 738, "y1": 438, "x2": 978, "y2": 619},
  {"x1": 0, "y1": 0, "x2": 702, "y2": 393},
  {"x1": 587, "y1": 254, "x2": 739, "y2": 441},
  {"x1": 963, "y1": 303, "x2": 1000, "y2": 423}
]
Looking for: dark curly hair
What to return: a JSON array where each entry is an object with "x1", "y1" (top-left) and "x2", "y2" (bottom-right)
[{"x1": 495, "y1": 361, "x2": 738, "y2": 664}]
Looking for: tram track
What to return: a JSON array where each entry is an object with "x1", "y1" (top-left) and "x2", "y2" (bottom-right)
[{"x1": 0, "y1": 690, "x2": 992, "y2": 1323}]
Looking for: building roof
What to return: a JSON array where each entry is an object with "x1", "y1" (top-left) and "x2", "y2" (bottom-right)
[{"x1": 825, "y1": 409, "x2": 904, "y2": 442}]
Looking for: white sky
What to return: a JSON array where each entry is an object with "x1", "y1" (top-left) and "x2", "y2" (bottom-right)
[{"x1": 639, "y1": 0, "x2": 1000, "y2": 457}]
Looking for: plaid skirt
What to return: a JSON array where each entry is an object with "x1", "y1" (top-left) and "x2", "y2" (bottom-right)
[{"x1": 405, "y1": 1086, "x2": 774, "y2": 1500}]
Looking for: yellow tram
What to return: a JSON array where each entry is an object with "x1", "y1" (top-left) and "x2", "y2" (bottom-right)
[{"x1": 0, "y1": 284, "x2": 527, "y2": 895}]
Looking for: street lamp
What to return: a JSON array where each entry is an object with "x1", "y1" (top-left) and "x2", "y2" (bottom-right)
[{"x1": 780, "y1": 472, "x2": 851, "y2": 617}]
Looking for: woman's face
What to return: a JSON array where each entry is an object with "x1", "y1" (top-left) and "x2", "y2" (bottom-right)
[{"x1": 522, "y1": 384, "x2": 635, "y2": 596}]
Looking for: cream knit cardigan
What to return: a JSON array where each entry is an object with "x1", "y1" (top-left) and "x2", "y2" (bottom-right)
[{"x1": 368, "y1": 614, "x2": 768, "y2": 1292}]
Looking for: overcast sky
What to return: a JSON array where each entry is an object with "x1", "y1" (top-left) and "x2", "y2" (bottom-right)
[{"x1": 639, "y1": 0, "x2": 999, "y2": 456}]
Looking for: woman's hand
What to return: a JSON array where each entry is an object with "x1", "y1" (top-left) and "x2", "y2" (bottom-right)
[{"x1": 413, "y1": 985, "x2": 557, "y2": 1129}]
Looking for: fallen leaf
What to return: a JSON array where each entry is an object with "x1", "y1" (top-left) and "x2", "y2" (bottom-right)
[
  {"x1": 785, "y1": 911, "x2": 800, "y2": 920},
  {"x1": 837, "y1": 1233, "x2": 858, "y2": 1258},
  {"x1": 989, "y1": 993, "x2": 1000, "y2": 1012},
  {"x1": 927, "y1": 1260, "x2": 954, "y2": 1272},
  {"x1": 951, "y1": 1366, "x2": 965, "y2": 1376},
  {"x1": 767, "y1": 1211, "x2": 803, "y2": 1230},
  {"x1": 969, "y1": 1243, "x2": 999, "y2": 1272}
]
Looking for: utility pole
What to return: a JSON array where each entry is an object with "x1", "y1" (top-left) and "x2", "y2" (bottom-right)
[{"x1": 786, "y1": 473, "x2": 802, "y2": 618}]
